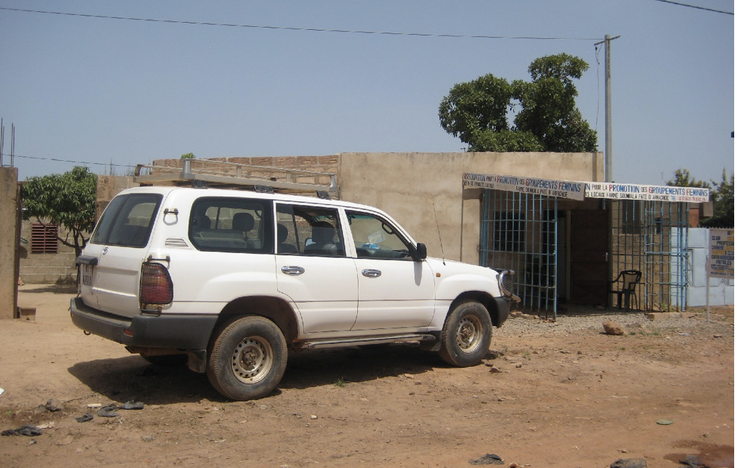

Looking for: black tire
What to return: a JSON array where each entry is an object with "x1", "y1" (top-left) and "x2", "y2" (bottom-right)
[
  {"x1": 207, "y1": 316, "x2": 287, "y2": 401},
  {"x1": 140, "y1": 353, "x2": 188, "y2": 367},
  {"x1": 438, "y1": 301, "x2": 492, "y2": 367}
]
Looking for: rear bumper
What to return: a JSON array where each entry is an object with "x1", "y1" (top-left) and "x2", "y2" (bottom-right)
[{"x1": 70, "y1": 297, "x2": 218, "y2": 350}]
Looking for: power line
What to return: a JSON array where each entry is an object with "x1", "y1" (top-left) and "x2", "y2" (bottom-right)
[
  {"x1": 0, "y1": 7, "x2": 601, "y2": 41},
  {"x1": 652, "y1": 0, "x2": 733, "y2": 15},
  {"x1": 14, "y1": 153, "x2": 135, "y2": 170}
]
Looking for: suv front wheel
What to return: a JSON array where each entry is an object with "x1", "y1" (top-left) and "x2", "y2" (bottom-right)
[
  {"x1": 207, "y1": 316, "x2": 288, "y2": 400},
  {"x1": 438, "y1": 300, "x2": 492, "y2": 367}
]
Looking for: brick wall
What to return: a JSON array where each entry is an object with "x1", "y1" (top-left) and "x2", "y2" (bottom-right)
[
  {"x1": 19, "y1": 220, "x2": 77, "y2": 284},
  {"x1": 150, "y1": 156, "x2": 340, "y2": 192}
]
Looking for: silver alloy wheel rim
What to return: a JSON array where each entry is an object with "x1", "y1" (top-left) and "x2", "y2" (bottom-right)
[
  {"x1": 231, "y1": 336, "x2": 273, "y2": 384},
  {"x1": 455, "y1": 316, "x2": 482, "y2": 353}
]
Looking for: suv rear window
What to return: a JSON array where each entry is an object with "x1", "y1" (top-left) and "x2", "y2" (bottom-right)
[{"x1": 91, "y1": 193, "x2": 163, "y2": 248}]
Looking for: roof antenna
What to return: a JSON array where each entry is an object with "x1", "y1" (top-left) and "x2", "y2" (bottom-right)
[{"x1": 432, "y1": 202, "x2": 446, "y2": 266}]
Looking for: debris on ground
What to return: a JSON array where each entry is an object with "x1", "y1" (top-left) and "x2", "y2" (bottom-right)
[
  {"x1": 75, "y1": 413, "x2": 94, "y2": 423},
  {"x1": 1, "y1": 425, "x2": 42, "y2": 437},
  {"x1": 680, "y1": 454, "x2": 706, "y2": 468},
  {"x1": 469, "y1": 453, "x2": 504, "y2": 465},
  {"x1": 603, "y1": 319, "x2": 625, "y2": 336},
  {"x1": 121, "y1": 400, "x2": 144, "y2": 410},
  {"x1": 611, "y1": 459, "x2": 648, "y2": 468},
  {"x1": 96, "y1": 401, "x2": 144, "y2": 417},
  {"x1": 39, "y1": 398, "x2": 62, "y2": 412},
  {"x1": 97, "y1": 404, "x2": 120, "y2": 418}
]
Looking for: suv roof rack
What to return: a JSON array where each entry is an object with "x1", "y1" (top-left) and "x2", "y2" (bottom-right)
[{"x1": 134, "y1": 159, "x2": 338, "y2": 195}]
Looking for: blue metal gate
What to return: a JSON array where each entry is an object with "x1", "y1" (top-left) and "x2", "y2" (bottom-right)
[{"x1": 480, "y1": 189, "x2": 559, "y2": 315}]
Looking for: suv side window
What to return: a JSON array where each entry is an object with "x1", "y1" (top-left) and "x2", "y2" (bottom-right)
[
  {"x1": 346, "y1": 210, "x2": 413, "y2": 260},
  {"x1": 276, "y1": 204, "x2": 345, "y2": 257},
  {"x1": 189, "y1": 197, "x2": 273, "y2": 253},
  {"x1": 91, "y1": 193, "x2": 163, "y2": 248}
]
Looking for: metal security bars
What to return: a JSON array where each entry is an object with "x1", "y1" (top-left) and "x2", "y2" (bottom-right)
[
  {"x1": 480, "y1": 189, "x2": 559, "y2": 315},
  {"x1": 482, "y1": 192, "x2": 691, "y2": 316},
  {"x1": 599, "y1": 200, "x2": 690, "y2": 311},
  {"x1": 643, "y1": 201, "x2": 690, "y2": 311}
]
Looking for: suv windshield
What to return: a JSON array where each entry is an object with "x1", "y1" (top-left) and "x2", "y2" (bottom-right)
[{"x1": 90, "y1": 193, "x2": 163, "y2": 248}]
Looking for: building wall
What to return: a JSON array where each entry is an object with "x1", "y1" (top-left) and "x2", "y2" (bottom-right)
[
  {"x1": 96, "y1": 175, "x2": 138, "y2": 219},
  {"x1": 0, "y1": 167, "x2": 20, "y2": 318},
  {"x1": 18, "y1": 221, "x2": 78, "y2": 284},
  {"x1": 337, "y1": 152, "x2": 603, "y2": 263}
]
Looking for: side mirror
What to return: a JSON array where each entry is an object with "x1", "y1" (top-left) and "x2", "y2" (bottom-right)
[{"x1": 412, "y1": 243, "x2": 427, "y2": 261}]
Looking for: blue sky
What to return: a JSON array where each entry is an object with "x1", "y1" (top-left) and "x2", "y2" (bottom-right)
[{"x1": 0, "y1": 0, "x2": 733, "y2": 185}]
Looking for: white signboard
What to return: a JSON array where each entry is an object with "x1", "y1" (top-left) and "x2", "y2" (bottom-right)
[
  {"x1": 585, "y1": 182, "x2": 709, "y2": 203},
  {"x1": 463, "y1": 173, "x2": 585, "y2": 201},
  {"x1": 708, "y1": 229, "x2": 734, "y2": 279}
]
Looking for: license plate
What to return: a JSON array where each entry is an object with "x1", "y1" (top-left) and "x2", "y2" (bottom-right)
[{"x1": 82, "y1": 264, "x2": 94, "y2": 286}]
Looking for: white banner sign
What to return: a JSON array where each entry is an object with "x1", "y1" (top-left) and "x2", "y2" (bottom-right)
[
  {"x1": 708, "y1": 229, "x2": 734, "y2": 279},
  {"x1": 585, "y1": 182, "x2": 709, "y2": 203},
  {"x1": 463, "y1": 173, "x2": 585, "y2": 201}
]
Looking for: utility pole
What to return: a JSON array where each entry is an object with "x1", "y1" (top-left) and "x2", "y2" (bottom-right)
[
  {"x1": 595, "y1": 34, "x2": 620, "y2": 309},
  {"x1": 596, "y1": 34, "x2": 620, "y2": 182}
]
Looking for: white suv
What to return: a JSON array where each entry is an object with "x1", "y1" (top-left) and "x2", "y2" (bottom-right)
[{"x1": 71, "y1": 186, "x2": 514, "y2": 400}]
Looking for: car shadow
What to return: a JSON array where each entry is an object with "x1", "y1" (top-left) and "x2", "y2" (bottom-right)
[
  {"x1": 67, "y1": 355, "x2": 218, "y2": 405},
  {"x1": 280, "y1": 343, "x2": 442, "y2": 390},
  {"x1": 68, "y1": 344, "x2": 458, "y2": 404}
]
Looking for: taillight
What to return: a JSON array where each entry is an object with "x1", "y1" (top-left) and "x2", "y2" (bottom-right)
[{"x1": 140, "y1": 262, "x2": 173, "y2": 306}]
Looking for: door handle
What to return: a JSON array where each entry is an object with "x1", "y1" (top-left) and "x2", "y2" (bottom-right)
[
  {"x1": 361, "y1": 269, "x2": 382, "y2": 278},
  {"x1": 281, "y1": 266, "x2": 305, "y2": 276}
]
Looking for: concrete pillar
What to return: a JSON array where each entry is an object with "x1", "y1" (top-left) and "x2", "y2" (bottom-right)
[{"x1": 0, "y1": 167, "x2": 20, "y2": 319}]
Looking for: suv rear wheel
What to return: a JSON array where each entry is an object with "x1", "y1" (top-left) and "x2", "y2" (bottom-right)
[
  {"x1": 438, "y1": 300, "x2": 492, "y2": 367},
  {"x1": 207, "y1": 316, "x2": 287, "y2": 400}
]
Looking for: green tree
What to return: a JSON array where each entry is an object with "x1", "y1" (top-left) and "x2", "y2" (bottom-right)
[
  {"x1": 181, "y1": 152, "x2": 195, "y2": 159},
  {"x1": 667, "y1": 168, "x2": 734, "y2": 228},
  {"x1": 439, "y1": 53, "x2": 597, "y2": 152},
  {"x1": 22, "y1": 166, "x2": 98, "y2": 257},
  {"x1": 703, "y1": 169, "x2": 734, "y2": 228},
  {"x1": 666, "y1": 168, "x2": 710, "y2": 189}
]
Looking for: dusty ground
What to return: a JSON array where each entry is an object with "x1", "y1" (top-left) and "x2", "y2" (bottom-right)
[{"x1": 0, "y1": 284, "x2": 733, "y2": 468}]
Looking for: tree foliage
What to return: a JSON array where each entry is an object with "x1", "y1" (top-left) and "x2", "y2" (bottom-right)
[
  {"x1": 703, "y1": 170, "x2": 734, "y2": 228},
  {"x1": 668, "y1": 168, "x2": 734, "y2": 228},
  {"x1": 438, "y1": 53, "x2": 597, "y2": 152},
  {"x1": 22, "y1": 166, "x2": 98, "y2": 257},
  {"x1": 666, "y1": 168, "x2": 710, "y2": 189}
]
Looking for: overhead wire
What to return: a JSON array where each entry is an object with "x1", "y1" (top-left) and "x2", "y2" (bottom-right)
[
  {"x1": 0, "y1": 7, "x2": 601, "y2": 41},
  {"x1": 651, "y1": 0, "x2": 733, "y2": 15},
  {"x1": 13, "y1": 153, "x2": 136, "y2": 171}
]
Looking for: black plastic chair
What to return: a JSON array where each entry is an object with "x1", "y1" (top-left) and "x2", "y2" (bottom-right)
[{"x1": 608, "y1": 270, "x2": 642, "y2": 310}]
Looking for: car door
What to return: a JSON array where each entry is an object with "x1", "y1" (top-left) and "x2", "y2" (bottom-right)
[
  {"x1": 274, "y1": 203, "x2": 359, "y2": 334},
  {"x1": 346, "y1": 210, "x2": 436, "y2": 331}
]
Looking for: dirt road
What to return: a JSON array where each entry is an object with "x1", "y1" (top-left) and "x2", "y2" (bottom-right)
[{"x1": 0, "y1": 285, "x2": 733, "y2": 467}]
